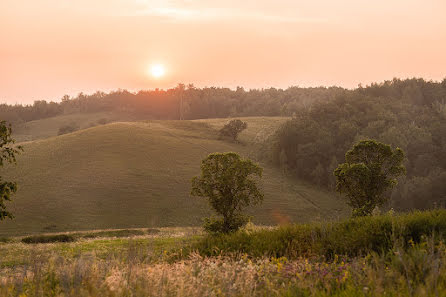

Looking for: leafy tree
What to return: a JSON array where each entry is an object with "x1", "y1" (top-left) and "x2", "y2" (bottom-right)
[
  {"x1": 0, "y1": 121, "x2": 22, "y2": 221},
  {"x1": 191, "y1": 152, "x2": 263, "y2": 233},
  {"x1": 219, "y1": 119, "x2": 247, "y2": 141},
  {"x1": 334, "y1": 140, "x2": 405, "y2": 217}
]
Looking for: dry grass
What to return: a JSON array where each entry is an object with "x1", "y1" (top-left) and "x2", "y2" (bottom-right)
[
  {"x1": 0, "y1": 117, "x2": 346, "y2": 236},
  {"x1": 1, "y1": 239, "x2": 446, "y2": 296}
]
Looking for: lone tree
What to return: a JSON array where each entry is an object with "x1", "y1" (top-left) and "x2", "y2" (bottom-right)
[
  {"x1": 334, "y1": 139, "x2": 405, "y2": 217},
  {"x1": 0, "y1": 121, "x2": 22, "y2": 221},
  {"x1": 191, "y1": 152, "x2": 263, "y2": 233},
  {"x1": 219, "y1": 119, "x2": 247, "y2": 141}
]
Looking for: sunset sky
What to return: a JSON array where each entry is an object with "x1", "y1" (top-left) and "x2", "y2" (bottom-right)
[{"x1": 1, "y1": 0, "x2": 445, "y2": 104}]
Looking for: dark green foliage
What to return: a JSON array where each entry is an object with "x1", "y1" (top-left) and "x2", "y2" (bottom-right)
[
  {"x1": 203, "y1": 216, "x2": 249, "y2": 234},
  {"x1": 57, "y1": 122, "x2": 79, "y2": 135},
  {"x1": 0, "y1": 86, "x2": 343, "y2": 124},
  {"x1": 334, "y1": 140, "x2": 406, "y2": 216},
  {"x1": 0, "y1": 121, "x2": 22, "y2": 221},
  {"x1": 274, "y1": 78, "x2": 446, "y2": 210},
  {"x1": 219, "y1": 119, "x2": 247, "y2": 141},
  {"x1": 21, "y1": 234, "x2": 75, "y2": 244},
  {"x1": 193, "y1": 210, "x2": 446, "y2": 259},
  {"x1": 191, "y1": 152, "x2": 263, "y2": 233}
]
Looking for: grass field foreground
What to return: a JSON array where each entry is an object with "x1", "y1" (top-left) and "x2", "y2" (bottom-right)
[{"x1": 2, "y1": 211, "x2": 446, "y2": 296}]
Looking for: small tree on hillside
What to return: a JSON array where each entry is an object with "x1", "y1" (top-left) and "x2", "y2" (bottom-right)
[
  {"x1": 219, "y1": 119, "x2": 247, "y2": 141},
  {"x1": 334, "y1": 139, "x2": 405, "y2": 217},
  {"x1": 191, "y1": 152, "x2": 263, "y2": 233},
  {"x1": 0, "y1": 121, "x2": 22, "y2": 221}
]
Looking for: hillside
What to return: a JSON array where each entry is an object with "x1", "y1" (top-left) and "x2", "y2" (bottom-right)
[
  {"x1": 0, "y1": 117, "x2": 347, "y2": 236},
  {"x1": 12, "y1": 111, "x2": 141, "y2": 142}
]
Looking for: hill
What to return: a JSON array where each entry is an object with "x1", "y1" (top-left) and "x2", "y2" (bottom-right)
[
  {"x1": 11, "y1": 111, "x2": 141, "y2": 142},
  {"x1": 0, "y1": 117, "x2": 347, "y2": 236}
]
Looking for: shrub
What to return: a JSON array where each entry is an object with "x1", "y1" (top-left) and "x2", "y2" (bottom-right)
[
  {"x1": 57, "y1": 123, "x2": 79, "y2": 135},
  {"x1": 193, "y1": 209, "x2": 446, "y2": 259},
  {"x1": 21, "y1": 234, "x2": 75, "y2": 244},
  {"x1": 219, "y1": 119, "x2": 247, "y2": 141}
]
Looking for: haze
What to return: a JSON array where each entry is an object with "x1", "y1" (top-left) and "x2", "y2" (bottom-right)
[{"x1": 1, "y1": 0, "x2": 445, "y2": 104}]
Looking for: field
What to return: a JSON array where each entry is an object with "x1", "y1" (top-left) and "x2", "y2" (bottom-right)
[
  {"x1": 0, "y1": 116, "x2": 347, "y2": 236},
  {"x1": 1, "y1": 210, "x2": 446, "y2": 296}
]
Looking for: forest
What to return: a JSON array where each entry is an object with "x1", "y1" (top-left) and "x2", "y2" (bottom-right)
[{"x1": 2, "y1": 78, "x2": 446, "y2": 211}]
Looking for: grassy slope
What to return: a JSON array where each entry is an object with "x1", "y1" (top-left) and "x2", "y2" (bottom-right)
[
  {"x1": 12, "y1": 111, "x2": 141, "y2": 142},
  {"x1": 0, "y1": 117, "x2": 347, "y2": 236}
]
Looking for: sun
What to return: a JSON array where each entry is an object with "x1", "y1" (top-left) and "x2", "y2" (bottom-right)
[{"x1": 150, "y1": 64, "x2": 166, "y2": 78}]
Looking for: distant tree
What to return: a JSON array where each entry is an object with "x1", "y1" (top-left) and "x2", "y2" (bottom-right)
[
  {"x1": 334, "y1": 140, "x2": 405, "y2": 217},
  {"x1": 0, "y1": 121, "x2": 22, "y2": 221},
  {"x1": 191, "y1": 152, "x2": 263, "y2": 233},
  {"x1": 219, "y1": 119, "x2": 247, "y2": 141}
]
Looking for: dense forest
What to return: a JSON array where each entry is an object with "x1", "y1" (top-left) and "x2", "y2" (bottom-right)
[
  {"x1": 0, "y1": 84, "x2": 345, "y2": 124},
  {"x1": 2, "y1": 78, "x2": 446, "y2": 210},
  {"x1": 273, "y1": 78, "x2": 446, "y2": 210}
]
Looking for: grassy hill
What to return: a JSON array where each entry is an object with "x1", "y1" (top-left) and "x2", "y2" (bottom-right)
[
  {"x1": 0, "y1": 117, "x2": 347, "y2": 236},
  {"x1": 12, "y1": 111, "x2": 141, "y2": 142}
]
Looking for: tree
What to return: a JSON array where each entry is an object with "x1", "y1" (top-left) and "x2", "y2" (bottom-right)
[
  {"x1": 219, "y1": 119, "x2": 247, "y2": 141},
  {"x1": 334, "y1": 140, "x2": 405, "y2": 217},
  {"x1": 191, "y1": 152, "x2": 263, "y2": 233},
  {"x1": 0, "y1": 121, "x2": 22, "y2": 220}
]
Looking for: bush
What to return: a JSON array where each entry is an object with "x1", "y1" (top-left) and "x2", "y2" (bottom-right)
[
  {"x1": 193, "y1": 209, "x2": 446, "y2": 259},
  {"x1": 57, "y1": 123, "x2": 79, "y2": 135},
  {"x1": 21, "y1": 234, "x2": 75, "y2": 244},
  {"x1": 219, "y1": 119, "x2": 247, "y2": 141}
]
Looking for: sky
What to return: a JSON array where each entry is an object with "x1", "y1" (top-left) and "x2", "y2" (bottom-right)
[{"x1": 1, "y1": 0, "x2": 445, "y2": 104}]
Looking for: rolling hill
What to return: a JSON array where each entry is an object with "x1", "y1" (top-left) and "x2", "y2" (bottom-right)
[{"x1": 0, "y1": 117, "x2": 348, "y2": 236}]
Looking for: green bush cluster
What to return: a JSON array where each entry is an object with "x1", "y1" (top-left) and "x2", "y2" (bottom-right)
[
  {"x1": 194, "y1": 209, "x2": 446, "y2": 258},
  {"x1": 21, "y1": 234, "x2": 75, "y2": 244}
]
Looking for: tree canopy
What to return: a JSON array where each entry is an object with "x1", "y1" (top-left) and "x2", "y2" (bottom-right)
[
  {"x1": 334, "y1": 140, "x2": 405, "y2": 216},
  {"x1": 219, "y1": 119, "x2": 248, "y2": 141},
  {"x1": 0, "y1": 121, "x2": 22, "y2": 220},
  {"x1": 191, "y1": 152, "x2": 263, "y2": 233}
]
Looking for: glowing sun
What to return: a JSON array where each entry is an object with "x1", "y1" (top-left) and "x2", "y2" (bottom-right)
[{"x1": 150, "y1": 64, "x2": 166, "y2": 78}]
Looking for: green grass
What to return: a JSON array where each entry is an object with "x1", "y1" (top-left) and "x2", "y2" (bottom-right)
[
  {"x1": 0, "y1": 117, "x2": 346, "y2": 236},
  {"x1": 193, "y1": 209, "x2": 446, "y2": 259},
  {"x1": 0, "y1": 227, "x2": 199, "y2": 268},
  {"x1": 2, "y1": 212, "x2": 446, "y2": 296}
]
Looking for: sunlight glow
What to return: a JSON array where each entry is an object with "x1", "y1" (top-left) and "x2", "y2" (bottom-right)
[{"x1": 150, "y1": 64, "x2": 166, "y2": 78}]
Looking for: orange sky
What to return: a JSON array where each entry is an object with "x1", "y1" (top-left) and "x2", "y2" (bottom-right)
[{"x1": 1, "y1": 0, "x2": 445, "y2": 104}]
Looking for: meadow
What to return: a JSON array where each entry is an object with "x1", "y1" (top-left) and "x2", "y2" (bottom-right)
[
  {"x1": 1, "y1": 210, "x2": 446, "y2": 296},
  {"x1": 0, "y1": 117, "x2": 346, "y2": 236}
]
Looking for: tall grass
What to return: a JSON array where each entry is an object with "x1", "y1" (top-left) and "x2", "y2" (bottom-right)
[
  {"x1": 1, "y1": 240, "x2": 445, "y2": 296},
  {"x1": 194, "y1": 210, "x2": 446, "y2": 258}
]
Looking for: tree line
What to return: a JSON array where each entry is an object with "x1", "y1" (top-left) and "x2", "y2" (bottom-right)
[{"x1": 0, "y1": 85, "x2": 344, "y2": 125}]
